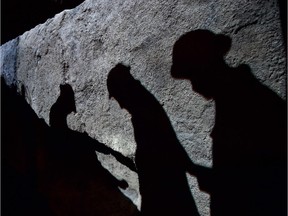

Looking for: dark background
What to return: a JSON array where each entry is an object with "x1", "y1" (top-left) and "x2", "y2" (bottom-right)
[{"x1": 1, "y1": 0, "x2": 85, "y2": 44}]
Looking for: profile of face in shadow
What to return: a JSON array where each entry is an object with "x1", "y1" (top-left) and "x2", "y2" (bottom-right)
[
  {"x1": 107, "y1": 63, "x2": 200, "y2": 216},
  {"x1": 171, "y1": 29, "x2": 287, "y2": 216},
  {"x1": 171, "y1": 29, "x2": 232, "y2": 99}
]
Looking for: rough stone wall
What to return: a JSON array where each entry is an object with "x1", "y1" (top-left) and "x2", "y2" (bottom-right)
[{"x1": 1, "y1": 0, "x2": 286, "y2": 215}]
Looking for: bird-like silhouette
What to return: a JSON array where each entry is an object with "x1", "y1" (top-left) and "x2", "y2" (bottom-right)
[
  {"x1": 2, "y1": 79, "x2": 139, "y2": 216},
  {"x1": 45, "y1": 83, "x2": 139, "y2": 216}
]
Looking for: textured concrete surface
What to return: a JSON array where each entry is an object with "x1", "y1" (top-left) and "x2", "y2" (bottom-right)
[{"x1": 1, "y1": 0, "x2": 286, "y2": 215}]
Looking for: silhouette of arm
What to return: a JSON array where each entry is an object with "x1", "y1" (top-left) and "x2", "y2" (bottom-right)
[
  {"x1": 108, "y1": 149, "x2": 137, "y2": 173},
  {"x1": 186, "y1": 159, "x2": 214, "y2": 193},
  {"x1": 83, "y1": 132, "x2": 137, "y2": 173}
]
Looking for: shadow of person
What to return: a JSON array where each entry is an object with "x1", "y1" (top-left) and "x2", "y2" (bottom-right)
[
  {"x1": 45, "y1": 83, "x2": 139, "y2": 216},
  {"x1": 2, "y1": 77, "x2": 139, "y2": 216},
  {"x1": 171, "y1": 29, "x2": 287, "y2": 216},
  {"x1": 107, "y1": 63, "x2": 200, "y2": 216}
]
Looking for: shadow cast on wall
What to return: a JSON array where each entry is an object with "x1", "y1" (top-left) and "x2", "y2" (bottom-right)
[
  {"x1": 2, "y1": 28, "x2": 286, "y2": 216},
  {"x1": 107, "y1": 64, "x2": 200, "y2": 216},
  {"x1": 171, "y1": 29, "x2": 287, "y2": 216},
  {"x1": 1, "y1": 78, "x2": 139, "y2": 216}
]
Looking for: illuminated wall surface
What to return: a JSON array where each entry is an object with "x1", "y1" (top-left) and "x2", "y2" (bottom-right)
[{"x1": 1, "y1": 0, "x2": 286, "y2": 215}]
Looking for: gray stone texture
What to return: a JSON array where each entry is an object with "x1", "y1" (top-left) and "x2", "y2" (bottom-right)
[{"x1": 1, "y1": 0, "x2": 286, "y2": 215}]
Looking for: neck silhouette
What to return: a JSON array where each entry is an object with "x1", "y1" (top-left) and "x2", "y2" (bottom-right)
[{"x1": 49, "y1": 84, "x2": 76, "y2": 129}]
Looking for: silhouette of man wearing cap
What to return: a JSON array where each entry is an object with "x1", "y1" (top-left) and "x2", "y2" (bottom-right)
[{"x1": 171, "y1": 30, "x2": 286, "y2": 216}]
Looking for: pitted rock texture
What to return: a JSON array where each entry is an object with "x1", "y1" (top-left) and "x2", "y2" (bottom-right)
[{"x1": 1, "y1": 0, "x2": 286, "y2": 215}]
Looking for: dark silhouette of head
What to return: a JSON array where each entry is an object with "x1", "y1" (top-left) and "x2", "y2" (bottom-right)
[
  {"x1": 171, "y1": 29, "x2": 232, "y2": 99},
  {"x1": 49, "y1": 84, "x2": 76, "y2": 129},
  {"x1": 107, "y1": 63, "x2": 137, "y2": 110}
]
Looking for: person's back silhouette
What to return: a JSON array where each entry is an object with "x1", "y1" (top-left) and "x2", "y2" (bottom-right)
[
  {"x1": 107, "y1": 64, "x2": 200, "y2": 216},
  {"x1": 171, "y1": 29, "x2": 286, "y2": 216}
]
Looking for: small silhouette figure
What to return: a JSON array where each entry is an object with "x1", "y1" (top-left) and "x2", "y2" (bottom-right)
[
  {"x1": 47, "y1": 83, "x2": 136, "y2": 183},
  {"x1": 107, "y1": 63, "x2": 200, "y2": 216},
  {"x1": 171, "y1": 29, "x2": 287, "y2": 216},
  {"x1": 2, "y1": 78, "x2": 139, "y2": 216},
  {"x1": 30, "y1": 83, "x2": 138, "y2": 216}
]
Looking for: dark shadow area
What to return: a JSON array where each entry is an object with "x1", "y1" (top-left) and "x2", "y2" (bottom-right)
[
  {"x1": 1, "y1": 0, "x2": 85, "y2": 44},
  {"x1": 1, "y1": 77, "x2": 139, "y2": 216},
  {"x1": 107, "y1": 64, "x2": 200, "y2": 216},
  {"x1": 171, "y1": 29, "x2": 287, "y2": 216},
  {"x1": 1, "y1": 79, "x2": 53, "y2": 215}
]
